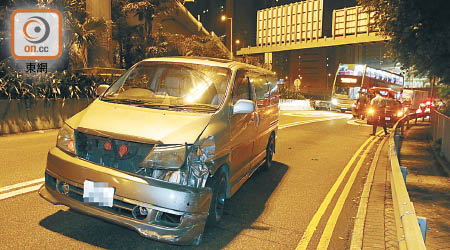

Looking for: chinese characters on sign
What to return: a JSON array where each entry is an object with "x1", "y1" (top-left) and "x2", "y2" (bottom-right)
[{"x1": 25, "y1": 62, "x2": 47, "y2": 73}]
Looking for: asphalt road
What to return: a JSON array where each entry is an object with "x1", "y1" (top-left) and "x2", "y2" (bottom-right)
[{"x1": 0, "y1": 110, "x2": 383, "y2": 250}]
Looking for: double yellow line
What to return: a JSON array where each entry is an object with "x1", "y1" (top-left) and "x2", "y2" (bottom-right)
[{"x1": 296, "y1": 130, "x2": 385, "y2": 250}]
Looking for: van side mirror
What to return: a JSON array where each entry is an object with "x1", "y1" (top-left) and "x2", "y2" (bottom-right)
[
  {"x1": 95, "y1": 84, "x2": 109, "y2": 97},
  {"x1": 233, "y1": 99, "x2": 255, "y2": 114}
]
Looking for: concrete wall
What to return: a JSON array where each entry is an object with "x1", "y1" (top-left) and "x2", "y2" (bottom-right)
[{"x1": 0, "y1": 99, "x2": 92, "y2": 135}]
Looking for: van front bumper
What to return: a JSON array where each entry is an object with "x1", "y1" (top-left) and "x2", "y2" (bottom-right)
[{"x1": 39, "y1": 147, "x2": 212, "y2": 245}]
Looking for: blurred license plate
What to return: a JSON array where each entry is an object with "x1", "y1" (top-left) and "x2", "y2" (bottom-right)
[
  {"x1": 83, "y1": 180, "x2": 114, "y2": 207},
  {"x1": 385, "y1": 117, "x2": 391, "y2": 120}
]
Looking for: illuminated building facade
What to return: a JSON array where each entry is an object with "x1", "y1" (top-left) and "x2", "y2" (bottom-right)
[{"x1": 236, "y1": 0, "x2": 425, "y2": 96}]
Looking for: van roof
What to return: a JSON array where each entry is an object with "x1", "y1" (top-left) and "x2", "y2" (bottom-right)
[{"x1": 142, "y1": 56, "x2": 275, "y2": 75}]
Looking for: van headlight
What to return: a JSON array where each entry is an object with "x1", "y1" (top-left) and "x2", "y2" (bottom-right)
[
  {"x1": 56, "y1": 124, "x2": 76, "y2": 154},
  {"x1": 331, "y1": 98, "x2": 338, "y2": 105},
  {"x1": 139, "y1": 137, "x2": 215, "y2": 188},
  {"x1": 140, "y1": 145, "x2": 186, "y2": 170},
  {"x1": 186, "y1": 136, "x2": 215, "y2": 188}
]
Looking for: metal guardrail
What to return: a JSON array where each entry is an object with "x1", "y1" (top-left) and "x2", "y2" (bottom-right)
[
  {"x1": 389, "y1": 114, "x2": 427, "y2": 249},
  {"x1": 430, "y1": 109, "x2": 450, "y2": 163}
]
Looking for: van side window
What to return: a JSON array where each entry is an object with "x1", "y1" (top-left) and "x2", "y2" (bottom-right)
[
  {"x1": 267, "y1": 75, "x2": 279, "y2": 105},
  {"x1": 267, "y1": 76, "x2": 279, "y2": 96},
  {"x1": 247, "y1": 72, "x2": 267, "y2": 108},
  {"x1": 232, "y1": 71, "x2": 251, "y2": 104},
  {"x1": 251, "y1": 73, "x2": 268, "y2": 100}
]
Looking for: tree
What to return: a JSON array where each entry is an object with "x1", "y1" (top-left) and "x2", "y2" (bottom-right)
[
  {"x1": 122, "y1": 0, "x2": 158, "y2": 45},
  {"x1": 44, "y1": 0, "x2": 89, "y2": 70},
  {"x1": 112, "y1": 0, "x2": 173, "y2": 68},
  {"x1": 357, "y1": 0, "x2": 450, "y2": 84},
  {"x1": 66, "y1": 14, "x2": 107, "y2": 68},
  {"x1": 111, "y1": 0, "x2": 129, "y2": 68},
  {"x1": 151, "y1": 32, "x2": 229, "y2": 59}
]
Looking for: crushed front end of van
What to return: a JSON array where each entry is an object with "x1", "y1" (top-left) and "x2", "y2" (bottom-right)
[{"x1": 39, "y1": 124, "x2": 218, "y2": 245}]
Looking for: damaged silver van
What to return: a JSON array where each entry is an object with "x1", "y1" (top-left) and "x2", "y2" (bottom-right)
[{"x1": 39, "y1": 57, "x2": 280, "y2": 245}]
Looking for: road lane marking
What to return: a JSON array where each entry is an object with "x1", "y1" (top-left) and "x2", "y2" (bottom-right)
[
  {"x1": 350, "y1": 136, "x2": 388, "y2": 249},
  {"x1": 0, "y1": 183, "x2": 42, "y2": 200},
  {"x1": 347, "y1": 119, "x2": 372, "y2": 127},
  {"x1": 0, "y1": 177, "x2": 44, "y2": 193},
  {"x1": 295, "y1": 130, "x2": 383, "y2": 250},
  {"x1": 316, "y1": 135, "x2": 383, "y2": 249},
  {"x1": 279, "y1": 117, "x2": 346, "y2": 129}
]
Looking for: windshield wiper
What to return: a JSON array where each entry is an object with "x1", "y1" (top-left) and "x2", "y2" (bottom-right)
[
  {"x1": 168, "y1": 104, "x2": 218, "y2": 111},
  {"x1": 102, "y1": 98, "x2": 217, "y2": 112},
  {"x1": 101, "y1": 97, "x2": 152, "y2": 105},
  {"x1": 135, "y1": 103, "x2": 217, "y2": 112},
  {"x1": 134, "y1": 103, "x2": 173, "y2": 110}
]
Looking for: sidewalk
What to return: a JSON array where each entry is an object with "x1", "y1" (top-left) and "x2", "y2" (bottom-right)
[
  {"x1": 399, "y1": 122, "x2": 450, "y2": 249},
  {"x1": 361, "y1": 121, "x2": 450, "y2": 249}
]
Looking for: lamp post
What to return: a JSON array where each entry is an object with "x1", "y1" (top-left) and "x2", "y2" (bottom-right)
[
  {"x1": 327, "y1": 73, "x2": 331, "y2": 95},
  {"x1": 221, "y1": 15, "x2": 233, "y2": 60}
]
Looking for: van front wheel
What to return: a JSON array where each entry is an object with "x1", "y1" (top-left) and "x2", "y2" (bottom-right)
[
  {"x1": 262, "y1": 135, "x2": 275, "y2": 170},
  {"x1": 206, "y1": 170, "x2": 227, "y2": 227}
]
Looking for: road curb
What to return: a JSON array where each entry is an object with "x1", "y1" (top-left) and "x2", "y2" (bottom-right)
[{"x1": 350, "y1": 135, "x2": 388, "y2": 249}]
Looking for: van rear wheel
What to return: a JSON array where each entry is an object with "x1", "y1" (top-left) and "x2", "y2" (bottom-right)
[
  {"x1": 262, "y1": 135, "x2": 275, "y2": 170},
  {"x1": 205, "y1": 170, "x2": 227, "y2": 227}
]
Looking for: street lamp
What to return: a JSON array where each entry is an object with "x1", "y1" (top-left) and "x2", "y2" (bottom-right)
[
  {"x1": 327, "y1": 73, "x2": 331, "y2": 95},
  {"x1": 221, "y1": 14, "x2": 233, "y2": 60}
]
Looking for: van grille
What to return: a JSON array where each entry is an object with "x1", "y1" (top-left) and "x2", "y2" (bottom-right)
[
  {"x1": 74, "y1": 131, "x2": 154, "y2": 174},
  {"x1": 64, "y1": 181, "x2": 137, "y2": 219},
  {"x1": 45, "y1": 174, "x2": 182, "y2": 227}
]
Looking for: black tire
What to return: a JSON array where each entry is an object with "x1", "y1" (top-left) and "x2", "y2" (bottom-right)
[
  {"x1": 205, "y1": 169, "x2": 227, "y2": 227},
  {"x1": 262, "y1": 135, "x2": 275, "y2": 171}
]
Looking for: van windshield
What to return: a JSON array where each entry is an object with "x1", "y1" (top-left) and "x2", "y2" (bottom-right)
[{"x1": 101, "y1": 61, "x2": 231, "y2": 112}]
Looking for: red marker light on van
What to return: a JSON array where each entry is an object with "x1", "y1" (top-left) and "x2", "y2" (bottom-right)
[
  {"x1": 104, "y1": 141, "x2": 112, "y2": 151},
  {"x1": 118, "y1": 145, "x2": 129, "y2": 157},
  {"x1": 68, "y1": 140, "x2": 75, "y2": 153}
]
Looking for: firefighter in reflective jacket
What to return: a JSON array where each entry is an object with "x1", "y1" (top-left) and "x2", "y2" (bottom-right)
[{"x1": 370, "y1": 93, "x2": 389, "y2": 135}]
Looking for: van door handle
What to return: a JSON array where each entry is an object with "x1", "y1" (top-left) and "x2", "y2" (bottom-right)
[{"x1": 250, "y1": 112, "x2": 260, "y2": 126}]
